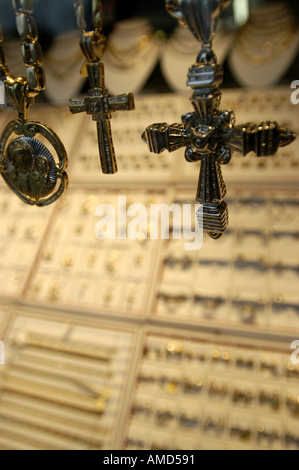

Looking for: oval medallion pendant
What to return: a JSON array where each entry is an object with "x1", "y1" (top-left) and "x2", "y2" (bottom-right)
[{"x1": 0, "y1": 120, "x2": 68, "y2": 206}]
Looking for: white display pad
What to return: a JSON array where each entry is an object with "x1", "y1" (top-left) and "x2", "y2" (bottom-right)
[
  {"x1": 43, "y1": 30, "x2": 86, "y2": 104},
  {"x1": 124, "y1": 332, "x2": 299, "y2": 450}
]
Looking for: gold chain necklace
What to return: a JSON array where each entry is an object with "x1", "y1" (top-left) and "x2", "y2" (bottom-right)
[
  {"x1": 168, "y1": 29, "x2": 202, "y2": 55},
  {"x1": 69, "y1": 0, "x2": 135, "y2": 174},
  {"x1": 0, "y1": 0, "x2": 68, "y2": 206},
  {"x1": 106, "y1": 34, "x2": 153, "y2": 69}
]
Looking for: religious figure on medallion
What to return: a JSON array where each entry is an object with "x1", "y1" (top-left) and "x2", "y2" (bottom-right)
[{"x1": 3, "y1": 137, "x2": 57, "y2": 200}]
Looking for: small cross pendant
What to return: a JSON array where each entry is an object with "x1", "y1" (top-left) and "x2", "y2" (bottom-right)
[{"x1": 69, "y1": 62, "x2": 135, "y2": 174}]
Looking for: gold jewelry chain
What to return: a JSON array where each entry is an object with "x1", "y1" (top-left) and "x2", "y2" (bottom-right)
[
  {"x1": 238, "y1": 25, "x2": 298, "y2": 67},
  {"x1": 106, "y1": 35, "x2": 153, "y2": 70},
  {"x1": 0, "y1": 0, "x2": 46, "y2": 98},
  {"x1": 242, "y1": 15, "x2": 297, "y2": 36},
  {"x1": 46, "y1": 49, "x2": 83, "y2": 66}
]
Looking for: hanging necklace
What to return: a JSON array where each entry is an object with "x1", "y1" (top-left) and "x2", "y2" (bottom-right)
[
  {"x1": 0, "y1": 0, "x2": 68, "y2": 206},
  {"x1": 69, "y1": 0, "x2": 135, "y2": 174}
]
